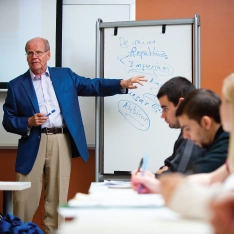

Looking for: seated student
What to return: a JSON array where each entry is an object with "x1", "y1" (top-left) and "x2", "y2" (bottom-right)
[
  {"x1": 175, "y1": 88, "x2": 229, "y2": 174},
  {"x1": 131, "y1": 88, "x2": 229, "y2": 193},
  {"x1": 159, "y1": 74, "x2": 234, "y2": 224},
  {"x1": 151, "y1": 77, "x2": 206, "y2": 175}
]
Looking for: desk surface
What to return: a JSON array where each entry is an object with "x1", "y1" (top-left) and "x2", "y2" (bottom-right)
[
  {"x1": 58, "y1": 182, "x2": 214, "y2": 234},
  {"x1": 59, "y1": 212, "x2": 213, "y2": 234},
  {"x1": 0, "y1": 182, "x2": 31, "y2": 190}
]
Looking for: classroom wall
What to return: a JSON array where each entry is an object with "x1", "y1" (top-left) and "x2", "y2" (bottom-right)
[
  {"x1": 136, "y1": 0, "x2": 234, "y2": 95},
  {"x1": 0, "y1": 0, "x2": 234, "y2": 231}
]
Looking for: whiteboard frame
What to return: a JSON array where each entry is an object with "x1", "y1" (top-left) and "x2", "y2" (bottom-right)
[{"x1": 95, "y1": 15, "x2": 201, "y2": 181}]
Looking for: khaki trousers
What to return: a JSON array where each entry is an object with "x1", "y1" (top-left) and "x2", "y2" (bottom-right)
[{"x1": 13, "y1": 133, "x2": 72, "y2": 234}]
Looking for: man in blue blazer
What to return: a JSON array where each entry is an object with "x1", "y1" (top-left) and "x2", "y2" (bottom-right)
[{"x1": 2, "y1": 37, "x2": 146, "y2": 234}]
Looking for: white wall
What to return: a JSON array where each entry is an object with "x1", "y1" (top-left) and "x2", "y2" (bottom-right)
[{"x1": 0, "y1": 0, "x2": 56, "y2": 147}]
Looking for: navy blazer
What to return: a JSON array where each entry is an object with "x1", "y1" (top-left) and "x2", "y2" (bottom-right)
[{"x1": 3, "y1": 67, "x2": 124, "y2": 174}]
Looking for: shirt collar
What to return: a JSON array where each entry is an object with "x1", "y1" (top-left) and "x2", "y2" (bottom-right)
[{"x1": 30, "y1": 67, "x2": 50, "y2": 80}]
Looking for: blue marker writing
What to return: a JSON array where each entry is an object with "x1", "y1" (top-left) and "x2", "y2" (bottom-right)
[{"x1": 46, "y1": 109, "x2": 56, "y2": 117}]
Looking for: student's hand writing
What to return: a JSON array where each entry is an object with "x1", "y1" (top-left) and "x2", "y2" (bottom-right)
[
  {"x1": 28, "y1": 113, "x2": 48, "y2": 127},
  {"x1": 120, "y1": 76, "x2": 147, "y2": 89},
  {"x1": 159, "y1": 173, "x2": 185, "y2": 205},
  {"x1": 210, "y1": 191, "x2": 234, "y2": 234},
  {"x1": 131, "y1": 170, "x2": 160, "y2": 194}
]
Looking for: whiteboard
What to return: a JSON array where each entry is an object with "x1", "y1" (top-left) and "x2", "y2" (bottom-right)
[
  {"x1": 102, "y1": 25, "x2": 192, "y2": 173},
  {"x1": 62, "y1": 0, "x2": 135, "y2": 147},
  {"x1": 0, "y1": 0, "x2": 56, "y2": 83}
]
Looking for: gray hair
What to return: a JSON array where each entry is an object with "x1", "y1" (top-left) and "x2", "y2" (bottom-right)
[{"x1": 25, "y1": 37, "x2": 50, "y2": 52}]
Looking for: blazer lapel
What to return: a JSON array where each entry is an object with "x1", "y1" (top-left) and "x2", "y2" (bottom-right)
[
  {"x1": 21, "y1": 71, "x2": 40, "y2": 113},
  {"x1": 48, "y1": 67, "x2": 63, "y2": 103}
]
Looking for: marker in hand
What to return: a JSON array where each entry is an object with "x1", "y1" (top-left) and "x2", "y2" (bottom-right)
[{"x1": 46, "y1": 109, "x2": 56, "y2": 117}]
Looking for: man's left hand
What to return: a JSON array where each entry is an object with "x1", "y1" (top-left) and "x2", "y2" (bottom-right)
[{"x1": 120, "y1": 76, "x2": 147, "y2": 89}]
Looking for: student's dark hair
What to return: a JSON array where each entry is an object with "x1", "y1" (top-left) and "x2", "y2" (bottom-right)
[
  {"x1": 157, "y1": 77, "x2": 195, "y2": 106},
  {"x1": 176, "y1": 89, "x2": 221, "y2": 124}
]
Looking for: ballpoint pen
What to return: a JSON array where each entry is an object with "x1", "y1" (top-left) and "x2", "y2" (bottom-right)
[
  {"x1": 46, "y1": 109, "x2": 56, "y2": 117},
  {"x1": 136, "y1": 157, "x2": 143, "y2": 174},
  {"x1": 138, "y1": 153, "x2": 149, "y2": 194}
]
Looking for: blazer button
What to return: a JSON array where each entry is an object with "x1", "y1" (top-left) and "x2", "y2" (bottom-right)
[{"x1": 38, "y1": 136, "x2": 40, "y2": 140}]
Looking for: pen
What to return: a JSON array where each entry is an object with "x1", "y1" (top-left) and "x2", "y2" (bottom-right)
[
  {"x1": 138, "y1": 153, "x2": 149, "y2": 194},
  {"x1": 46, "y1": 109, "x2": 56, "y2": 117},
  {"x1": 136, "y1": 157, "x2": 143, "y2": 174}
]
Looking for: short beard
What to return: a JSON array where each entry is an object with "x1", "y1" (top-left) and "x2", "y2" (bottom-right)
[
  {"x1": 169, "y1": 123, "x2": 180, "y2": 129},
  {"x1": 200, "y1": 142, "x2": 209, "y2": 148}
]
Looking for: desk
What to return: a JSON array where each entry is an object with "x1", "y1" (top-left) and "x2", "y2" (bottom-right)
[
  {"x1": 0, "y1": 182, "x2": 31, "y2": 215},
  {"x1": 57, "y1": 182, "x2": 214, "y2": 234}
]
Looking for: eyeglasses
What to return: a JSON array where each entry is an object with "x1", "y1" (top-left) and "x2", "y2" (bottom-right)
[{"x1": 26, "y1": 51, "x2": 48, "y2": 57}]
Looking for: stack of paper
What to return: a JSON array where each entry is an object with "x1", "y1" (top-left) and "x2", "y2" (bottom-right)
[
  {"x1": 103, "y1": 180, "x2": 132, "y2": 188},
  {"x1": 68, "y1": 187, "x2": 164, "y2": 208}
]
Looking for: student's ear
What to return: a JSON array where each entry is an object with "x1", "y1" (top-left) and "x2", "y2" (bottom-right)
[
  {"x1": 177, "y1": 97, "x2": 184, "y2": 106},
  {"x1": 201, "y1": 116, "x2": 212, "y2": 130}
]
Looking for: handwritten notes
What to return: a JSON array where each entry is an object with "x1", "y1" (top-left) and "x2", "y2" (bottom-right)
[
  {"x1": 119, "y1": 37, "x2": 173, "y2": 77},
  {"x1": 114, "y1": 35, "x2": 176, "y2": 130}
]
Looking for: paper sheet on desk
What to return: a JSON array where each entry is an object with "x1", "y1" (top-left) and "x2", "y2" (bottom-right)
[
  {"x1": 103, "y1": 180, "x2": 131, "y2": 188},
  {"x1": 68, "y1": 191, "x2": 165, "y2": 208}
]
